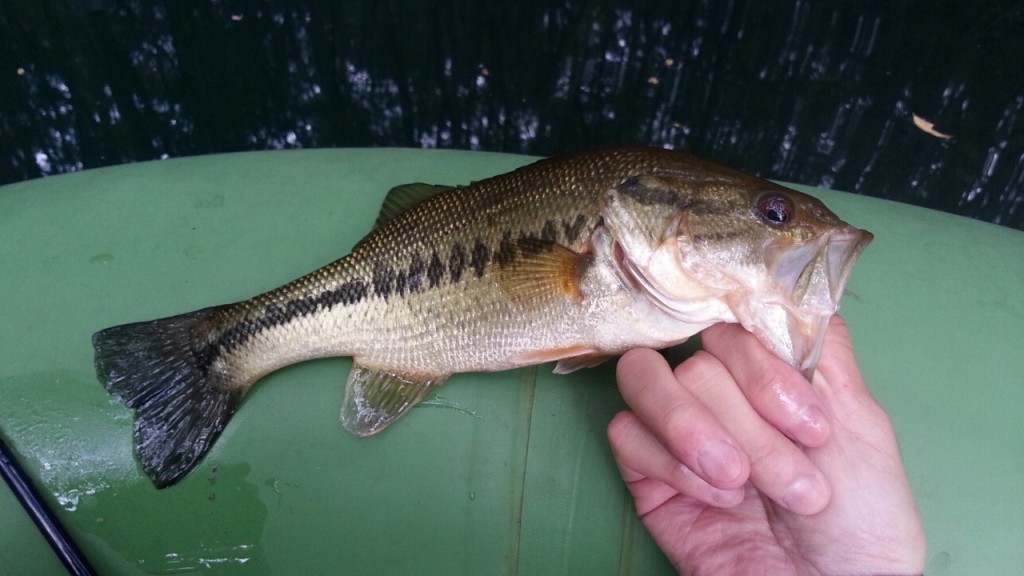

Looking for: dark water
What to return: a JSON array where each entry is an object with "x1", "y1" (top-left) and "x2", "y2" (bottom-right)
[{"x1": 2, "y1": 0, "x2": 1022, "y2": 230}]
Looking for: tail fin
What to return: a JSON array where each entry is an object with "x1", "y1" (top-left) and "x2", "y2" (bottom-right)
[{"x1": 93, "y1": 306, "x2": 241, "y2": 488}]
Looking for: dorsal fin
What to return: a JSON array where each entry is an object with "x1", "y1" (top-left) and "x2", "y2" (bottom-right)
[{"x1": 374, "y1": 183, "x2": 454, "y2": 228}]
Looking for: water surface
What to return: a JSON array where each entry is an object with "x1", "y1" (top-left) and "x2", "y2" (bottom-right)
[{"x1": 2, "y1": 0, "x2": 1021, "y2": 229}]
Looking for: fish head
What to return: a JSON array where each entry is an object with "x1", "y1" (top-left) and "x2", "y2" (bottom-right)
[{"x1": 605, "y1": 167, "x2": 873, "y2": 378}]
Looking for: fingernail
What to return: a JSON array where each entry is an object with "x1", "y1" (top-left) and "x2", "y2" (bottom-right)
[
  {"x1": 697, "y1": 440, "x2": 745, "y2": 486},
  {"x1": 782, "y1": 475, "x2": 828, "y2": 514}
]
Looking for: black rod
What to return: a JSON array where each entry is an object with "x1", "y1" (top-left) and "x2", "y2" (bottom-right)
[{"x1": 0, "y1": 436, "x2": 96, "y2": 576}]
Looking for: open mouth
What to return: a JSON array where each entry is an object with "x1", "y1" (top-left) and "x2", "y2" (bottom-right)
[
  {"x1": 761, "y1": 226, "x2": 874, "y2": 378},
  {"x1": 769, "y1": 227, "x2": 874, "y2": 312}
]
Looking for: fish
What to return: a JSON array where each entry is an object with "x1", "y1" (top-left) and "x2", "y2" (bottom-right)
[{"x1": 92, "y1": 146, "x2": 873, "y2": 488}]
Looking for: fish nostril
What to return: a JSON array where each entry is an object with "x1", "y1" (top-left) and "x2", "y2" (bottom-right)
[{"x1": 811, "y1": 205, "x2": 839, "y2": 224}]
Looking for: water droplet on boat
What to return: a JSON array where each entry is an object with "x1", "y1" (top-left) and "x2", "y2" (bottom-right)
[{"x1": 89, "y1": 253, "x2": 114, "y2": 264}]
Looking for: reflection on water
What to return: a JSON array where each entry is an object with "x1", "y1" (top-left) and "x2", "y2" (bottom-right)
[{"x1": 1, "y1": 0, "x2": 1022, "y2": 229}]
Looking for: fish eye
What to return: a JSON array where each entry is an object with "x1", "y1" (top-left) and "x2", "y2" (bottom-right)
[{"x1": 755, "y1": 193, "x2": 793, "y2": 226}]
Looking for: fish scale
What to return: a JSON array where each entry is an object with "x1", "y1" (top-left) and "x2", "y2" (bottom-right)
[
  {"x1": 205, "y1": 158, "x2": 616, "y2": 377},
  {"x1": 92, "y1": 146, "x2": 872, "y2": 487}
]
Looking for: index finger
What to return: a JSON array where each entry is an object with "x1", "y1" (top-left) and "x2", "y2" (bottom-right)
[
  {"x1": 701, "y1": 322, "x2": 831, "y2": 447},
  {"x1": 616, "y1": 348, "x2": 750, "y2": 490}
]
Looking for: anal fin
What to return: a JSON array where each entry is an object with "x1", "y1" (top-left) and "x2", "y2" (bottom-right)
[{"x1": 340, "y1": 362, "x2": 449, "y2": 436}]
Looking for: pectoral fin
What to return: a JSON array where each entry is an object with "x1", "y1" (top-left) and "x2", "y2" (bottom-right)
[
  {"x1": 340, "y1": 362, "x2": 449, "y2": 436},
  {"x1": 495, "y1": 241, "x2": 586, "y2": 307}
]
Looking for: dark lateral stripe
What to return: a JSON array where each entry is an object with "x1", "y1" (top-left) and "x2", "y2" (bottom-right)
[
  {"x1": 541, "y1": 220, "x2": 558, "y2": 243},
  {"x1": 407, "y1": 251, "x2": 425, "y2": 292},
  {"x1": 448, "y1": 243, "x2": 467, "y2": 283},
  {"x1": 206, "y1": 216, "x2": 594, "y2": 360},
  {"x1": 618, "y1": 176, "x2": 680, "y2": 206},
  {"x1": 205, "y1": 279, "x2": 368, "y2": 361},
  {"x1": 494, "y1": 234, "x2": 518, "y2": 266},
  {"x1": 373, "y1": 261, "x2": 396, "y2": 298},
  {"x1": 471, "y1": 241, "x2": 490, "y2": 277},
  {"x1": 691, "y1": 230, "x2": 743, "y2": 243},
  {"x1": 562, "y1": 214, "x2": 588, "y2": 243},
  {"x1": 394, "y1": 269, "x2": 408, "y2": 297},
  {"x1": 427, "y1": 252, "x2": 445, "y2": 287},
  {"x1": 516, "y1": 237, "x2": 549, "y2": 256}
]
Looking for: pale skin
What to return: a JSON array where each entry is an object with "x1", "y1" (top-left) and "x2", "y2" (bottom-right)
[{"x1": 608, "y1": 316, "x2": 927, "y2": 576}]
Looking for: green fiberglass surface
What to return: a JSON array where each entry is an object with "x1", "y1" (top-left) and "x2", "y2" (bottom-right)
[{"x1": 0, "y1": 149, "x2": 1021, "y2": 575}]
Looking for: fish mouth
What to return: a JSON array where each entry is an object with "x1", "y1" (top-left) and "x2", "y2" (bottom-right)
[{"x1": 754, "y1": 225, "x2": 874, "y2": 378}]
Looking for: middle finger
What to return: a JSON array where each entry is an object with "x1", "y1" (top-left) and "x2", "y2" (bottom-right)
[{"x1": 674, "y1": 349, "x2": 831, "y2": 515}]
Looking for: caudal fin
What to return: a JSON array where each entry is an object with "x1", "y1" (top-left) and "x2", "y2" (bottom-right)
[{"x1": 93, "y1": 306, "x2": 241, "y2": 488}]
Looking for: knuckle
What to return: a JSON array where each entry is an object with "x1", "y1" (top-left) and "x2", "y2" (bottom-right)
[
  {"x1": 673, "y1": 350, "x2": 725, "y2": 389},
  {"x1": 747, "y1": 441, "x2": 781, "y2": 469},
  {"x1": 660, "y1": 400, "x2": 698, "y2": 442}
]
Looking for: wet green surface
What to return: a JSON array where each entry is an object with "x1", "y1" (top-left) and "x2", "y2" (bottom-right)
[
  {"x1": 0, "y1": 149, "x2": 1021, "y2": 574},
  {"x1": 0, "y1": 477, "x2": 67, "y2": 576}
]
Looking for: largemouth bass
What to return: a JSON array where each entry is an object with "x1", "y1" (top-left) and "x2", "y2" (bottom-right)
[{"x1": 93, "y1": 147, "x2": 872, "y2": 488}]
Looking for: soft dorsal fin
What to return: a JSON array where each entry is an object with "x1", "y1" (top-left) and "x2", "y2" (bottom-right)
[
  {"x1": 374, "y1": 183, "x2": 454, "y2": 228},
  {"x1": 340, "y1": 362, "x2": 449, "y2": 436}
]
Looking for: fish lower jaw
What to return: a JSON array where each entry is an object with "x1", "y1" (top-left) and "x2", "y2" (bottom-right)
[{"x1": 731, "y1": 298, "x2": 835, "y2": 374}]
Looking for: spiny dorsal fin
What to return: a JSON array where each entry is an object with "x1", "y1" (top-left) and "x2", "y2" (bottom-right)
[
  {"x1": 340, "y1": 362, "x2": 449, "y2": 436},
  {"x1": 374, "y1": 183, "x2": 454, "y2": 228},
  {"x1": 494, "y1": 240, "x2": 587, "y2": 308}
]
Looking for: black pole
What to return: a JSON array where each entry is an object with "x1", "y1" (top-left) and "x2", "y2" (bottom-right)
[{"x1": 0, "y1": 436, "x2": 96, "y2": 576}]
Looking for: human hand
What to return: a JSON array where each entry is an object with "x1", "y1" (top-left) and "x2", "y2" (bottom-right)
[{"x1": 608, "y1": 316, "x2": 926, "y2": 575}]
